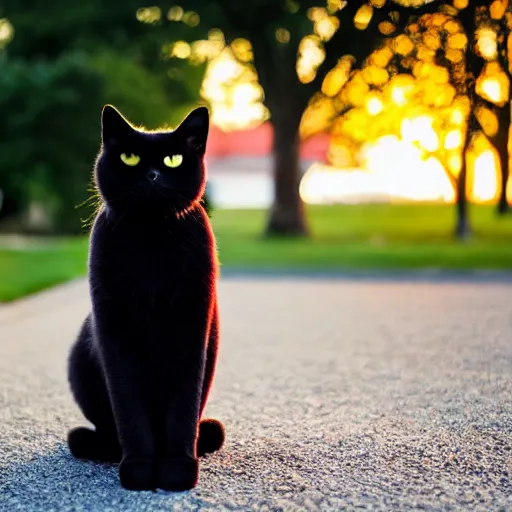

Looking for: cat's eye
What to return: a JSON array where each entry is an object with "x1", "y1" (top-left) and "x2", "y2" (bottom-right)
[
  {"x1": 120, "y1": 153, "x2": 140, "y2": 166},
  {"x1": 163, "y1": 154, "x2": 183, "y2": 168}
]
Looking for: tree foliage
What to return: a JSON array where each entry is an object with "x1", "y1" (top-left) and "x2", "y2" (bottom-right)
[
  {"x1": 148, "y1": 0, "x2": 442, "y2": 236},
  {"x1": 2, "y1": 0, "x2": 511, "y2": 238},
  {"x1": 0, "y1": 1, "x2": 205, "y2": 233},
  {"x1": 322, "y1": 1, "x2": 511, "y2": 236}
]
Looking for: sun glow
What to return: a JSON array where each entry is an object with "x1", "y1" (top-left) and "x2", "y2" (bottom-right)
[
  {"x1": 481, "y1": 78, "x2": 503, "y2": 103},
  {"x1": 401, "y1": 116, "x2": 439, "y2": 152},
  {"x1": 391, "y1": 86, "x2": 407, "y2": 106},
  {"x1": 300, "y1": 135, "x2": 503, "y2": 206},
  {"x1": 473, "y1": 150, "x2": 499, "y2": 202},
  {"x1": 201, "y1": 48, "x2": 268, "y2": 130},
  {"x1": 367, "y1": 96, "x2": 384, "y2": 116},
  {"x1": 300, "y1": 155, "x2": 455, "y2": 205},
  {"x1": 199, "y1": 22, "x2": 508, "y2": 206},
  {"x1": 477, "y1": 27, "x2": 498, "y2": 60},
  {"x1": 477, "y1": 64, "x2": 510, "y2": 107},
  {"x1": 444, "y1": 130, "x2": 462, "y2": 150},
  {"x1": 362, "y1": 136, "x2": 454, "y2": 201}
]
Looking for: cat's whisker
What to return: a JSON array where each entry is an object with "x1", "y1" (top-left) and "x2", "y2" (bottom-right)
[{"x1": 110, "y1": 211, "x2": 127, "y2": 233}]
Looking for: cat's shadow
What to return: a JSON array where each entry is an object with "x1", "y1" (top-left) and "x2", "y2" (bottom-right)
[{"x1": 1, "y1": 445, "x2": 209, "y2": 509}]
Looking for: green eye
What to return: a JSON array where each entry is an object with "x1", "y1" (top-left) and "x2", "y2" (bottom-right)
[
  {"x1": 120, "y1": 153, "x2": 140, "y2": 166},
  {"x1": 164, "y1": 154, "x2": 183, "y2": 168}
]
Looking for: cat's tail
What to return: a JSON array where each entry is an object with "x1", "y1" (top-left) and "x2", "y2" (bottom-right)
[{"x1": 197, "y1": 418, "x2": 225, "y2": 457}]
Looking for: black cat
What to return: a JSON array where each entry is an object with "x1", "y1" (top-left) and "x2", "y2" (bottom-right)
[{"x1": 67, "y1": 105, "x2": 224, "y2": 492}]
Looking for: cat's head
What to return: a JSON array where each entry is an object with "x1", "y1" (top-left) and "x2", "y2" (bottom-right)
[{"x1": 95, "y1": 105, "x2": 209, "y2": 214}]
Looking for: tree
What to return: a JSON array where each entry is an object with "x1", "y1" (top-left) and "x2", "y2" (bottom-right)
[
  {"x1": 446, "y1": 0, "x2": 508, "y2": 232},
  {"x1": 325, "y1": 1, "x2": 505, "y2": 239},
  {"x1": 308, "y1": 2, "x2": 472, "y2": 235},
  {"x1": 1, "y1": 1, "x2": 205, "y2": 233},
  {"x1": 405, "y1": 0, "x2": 507, "y2": 236},
  {"x1": 478, "y1": 0, "x2": 512, "y2": 215},
  {"x1": 439, "y1": 1, "x2": 487, "y2": 239},
  {"x1": 156, "y1": 0, "x2": 442, "y2": 236},
  {"x1": 425, "y1": 1, "x2": 510, "y2": 230}
]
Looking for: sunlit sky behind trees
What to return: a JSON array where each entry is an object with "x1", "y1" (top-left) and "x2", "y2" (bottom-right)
[
  {"x1": 0, "y1": 0, "x2": 511, "y2": 234},
  {"x1": 137, "y1": 0, "x2": 512, "y2": 205}
]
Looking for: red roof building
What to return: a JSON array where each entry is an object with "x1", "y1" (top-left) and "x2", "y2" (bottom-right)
[{"x1": 206, "y1": 122, "x2": 330, "y2": 164}]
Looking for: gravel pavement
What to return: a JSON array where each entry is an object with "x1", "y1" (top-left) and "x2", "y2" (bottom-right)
[{"x1": 1, "y1": 276, "x2": 512, "y2": 511}]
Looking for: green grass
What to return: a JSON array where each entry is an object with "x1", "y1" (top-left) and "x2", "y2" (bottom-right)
[
  {"x1": 0, "y1": 238, "x2": 89, "y2": 302},
  {"x1": 213, "y1": 204, "x2": 512, "y2": 270},
  {"x1": 0, "y1": 204, "x2": 511, "y2": 302}
]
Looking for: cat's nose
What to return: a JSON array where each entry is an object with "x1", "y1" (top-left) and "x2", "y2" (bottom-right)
[{"x1": 147, "y1": 169, "x2": 160, "y2": 182}]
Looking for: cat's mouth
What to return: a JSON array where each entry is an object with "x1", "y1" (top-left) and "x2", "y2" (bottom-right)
[{"x1": 134, "y1": 179, "x2": 194, "y2": 209}]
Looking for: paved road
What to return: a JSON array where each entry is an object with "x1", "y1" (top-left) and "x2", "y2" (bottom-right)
[{"x1": 1, "y1": 277, "x2": 512, "y2": 511}]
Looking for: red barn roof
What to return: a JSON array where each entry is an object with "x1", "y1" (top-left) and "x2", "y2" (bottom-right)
[{"x1": 206, "y1": 122, "x2": 329, "y2": 163}]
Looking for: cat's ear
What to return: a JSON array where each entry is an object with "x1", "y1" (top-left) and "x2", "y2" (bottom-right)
[
  {"x1": 176, "y1": 106, "x2": 209, "y2": 154},
  {"x1": 101, "y1": 105, "x2": 133, "y2": 143}
]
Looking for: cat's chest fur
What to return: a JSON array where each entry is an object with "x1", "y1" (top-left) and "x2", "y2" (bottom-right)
[{"x1": 89, "y1": 207, "x2": 215, "y2": 306}]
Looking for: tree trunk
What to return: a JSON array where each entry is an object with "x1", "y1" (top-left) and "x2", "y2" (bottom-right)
[
  {"x1": 246, "y1": 27, "x2": 309, "y2": 237},
  {"x1": 455, "y1": 1, "x2": 487, "y2": 239},
  {"x1": 455, "y1": 158, "x2": 470, "y2": 239},
  {"x1": 455, "y1": 115, "x2": 474, "y2": 240},
  {"x1": 495, "y1": 3, "x2": 511, "y2": 216},
  {"x1": 265, "y1": 106, "x2": 308, "y2": 237},
  {"x1": 495, "y1": 101, "x2": 511, "y2": 215}
]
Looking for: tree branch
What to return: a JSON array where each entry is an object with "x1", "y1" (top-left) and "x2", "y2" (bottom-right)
[{"x1": 306, "y1": 0, "x2": 444, "y2": 101}]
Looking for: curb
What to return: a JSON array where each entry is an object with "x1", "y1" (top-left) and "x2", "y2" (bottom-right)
[{"x1": 219, "y1": 267, "x2": 512, "y2": 283}]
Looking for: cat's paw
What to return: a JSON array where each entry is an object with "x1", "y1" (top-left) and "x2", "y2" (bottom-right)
[
  {"x1": 156, "y1": 457, "x2": 198, "y2": 491},
  {"x1": 198, "y1": 418, "x2": 225, "y2": 457},
  {"x1": 68, "y1": 427, "x2": 121, "y2": 463},
  {"x1": 119, "y1": 456, "x2": 155, "y2": 491}
]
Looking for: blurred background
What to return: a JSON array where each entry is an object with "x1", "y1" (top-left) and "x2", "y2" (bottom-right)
[{"x1": 1, "y1": 0, "x2": 512, "y2": 302}]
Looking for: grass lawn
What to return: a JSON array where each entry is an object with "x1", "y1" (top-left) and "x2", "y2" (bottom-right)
[
  {"x1": 0, "y1": 237, "x2": 89, "y2": 303},
  {"x1": 214, "y1": 204, "x2": 512, "y2": 270},
  {"x1": 0, "y1": 204, "x2": 511, "y2": 302}
]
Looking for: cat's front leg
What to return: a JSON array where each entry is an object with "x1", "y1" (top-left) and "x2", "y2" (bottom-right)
[
  {"x1": 155, "y1": 298, "x2": 211, "y2": 491},
  {"x1": 95, "y1": 321, "x2": 157, "y2": 491}
]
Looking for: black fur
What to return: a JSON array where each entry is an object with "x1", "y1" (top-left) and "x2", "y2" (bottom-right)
[{"x1": 68, "y1": 105, "x2": 224, "y2": 492}]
